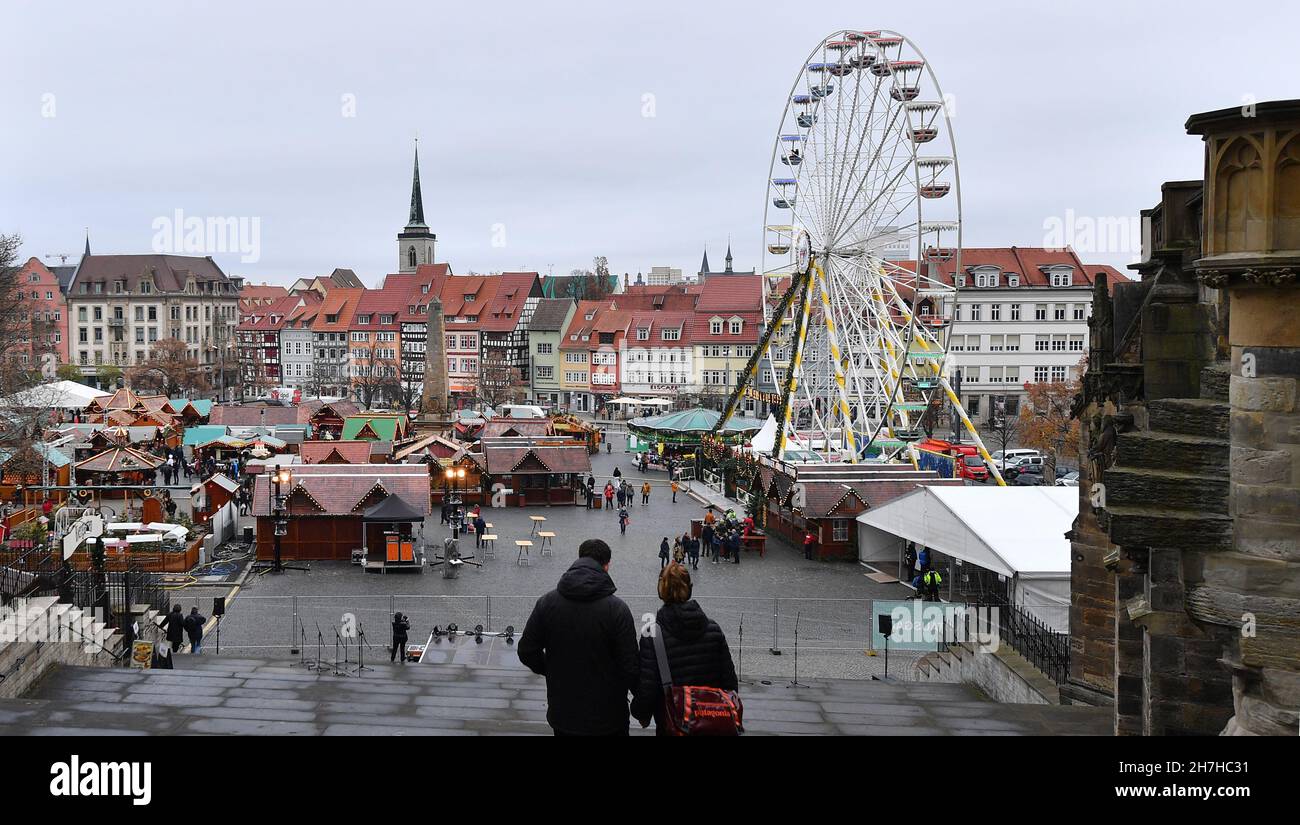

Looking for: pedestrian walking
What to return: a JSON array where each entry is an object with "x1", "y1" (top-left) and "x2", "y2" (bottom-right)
[
  {"x1": 641, "y1": 481, "x2": 651, "y2": 505},
  {"x1": 659, "y1": 537, "x2": 670, "y2": 570},
  {"x1": 391, "y1": 611, "x2": 410, "y2": 663},
  {"x1": 687, "y1": 535, "x2": 700, "y2": 570},
  {"x1": 671, "y1": 480, "x2": 679, "y2": 503},
  {"x1": 617, "y1": 486, "x2": 626, "y2": 508},
  {"x1": 159, "y1": 605, "x2": 185, "y2": 653},
  {"x1": 473, "y1": 514, "x2": 487, "y2": 548},
  {"x1": 727, "y1": 531, "x2": 741, "y2": 565},
  {"x1": 618, "y1": 506, "x2": 630, "y2": 535},
  {"x1": 518, "y1": 539, "x2": 639, "y2": 736},
  {"x1": 604, "y1": 483, "x2": 615, "y2": 511},
  {"x1": 630, "y1": 563, "x2": 740, "y2": 735},
  {"x1": 803, "y1": 531, "x2": 816, "y2": 560},
  {"x1": 183, "y1": 606, "x2": 206, "y2": 654}
]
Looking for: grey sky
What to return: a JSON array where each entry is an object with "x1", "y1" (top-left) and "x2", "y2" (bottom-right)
[{"x1": 4, "y1": 0, "x2": 1297, "y2": 287}]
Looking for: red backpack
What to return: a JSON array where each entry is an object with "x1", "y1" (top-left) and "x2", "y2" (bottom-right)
[{"x1": 651, "y1": 624, "x2": 744, "y2": 736}]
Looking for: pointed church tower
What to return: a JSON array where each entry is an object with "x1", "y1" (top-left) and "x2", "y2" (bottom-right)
[
  {"x1": 725, "y1": 238, "x2": 734, "y2": 274},
  {"x1": 398, "y1": 141, "x2": 437, "y2": 273},
  {"x1": 698, "y1": 246, "x2": 711, "y2": 279}
]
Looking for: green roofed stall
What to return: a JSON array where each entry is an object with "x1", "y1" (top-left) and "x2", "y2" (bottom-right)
[{"x1": 626, "y1": 407, "x2": 766, "y2": 446}]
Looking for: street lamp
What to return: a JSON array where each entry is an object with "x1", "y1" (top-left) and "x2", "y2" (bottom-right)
[
  {"x1": 444, "y1": 466, "x2": 466, "y2": 537},
  {"x1": 271, "y1": 467, "x2": 292, "y2": 572}
]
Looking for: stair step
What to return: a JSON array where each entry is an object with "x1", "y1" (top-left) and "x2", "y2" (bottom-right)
[
  {"x1": 1102, "y1": 505, "x2": 1233, "y2": 552},
  {"x1": 1200, "y1": 362, "x2": 1231, "y2": 402},
  {"x1": 1114, "y1": 430, "x2": 1228, "y2": 474},
  {"x1": 1148, "y1": 398, "x2": 1230, "y2": 439},
  {"x1": 1103, "y1": 466, "x2": 1229, "y2": 514}
]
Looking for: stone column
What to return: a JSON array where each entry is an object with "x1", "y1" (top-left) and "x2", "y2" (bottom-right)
[
  {"x1": 421, "y1": 297, "x2": 450, "y2": 418},
  {"x1": 1189, "y1": 100, "x2": 1300, "y2": 735}
]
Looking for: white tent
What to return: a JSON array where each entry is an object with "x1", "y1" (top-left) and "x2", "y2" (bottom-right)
[
  {"x1": 748, "y1": 415, "x2": 778, "y2": 453},
  {"x1": 857, "y1": 486, "x2": 1076, "y2": 630},
  {"x1": 1, "y1": 380, "x2": 109, "y2": 410}
]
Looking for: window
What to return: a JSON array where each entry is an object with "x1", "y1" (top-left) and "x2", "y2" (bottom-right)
[
  {"x1": 356, "y1": 314, "x2": 371, "y2": 324},
  {"x1": 832, "y1": 520, "x2": 849, "y2": 542},
  {"x1": 710, "y1": 319, "x2": 722, "y2": 335},
  {"x1": 535, "y1": 366, "x2": 554, "y2": 379},
  {"x1": 135, "y1": 329, "x2": 144, "y2": 344},
  {"x1": 954, "y1": 304, "x2": 962, "y2": 322},
  {"x1": 1051, "y1": 270, "x2": 1072, "y2": 287},
  {"x1": 78, "y1": 328, "x2": 88, "y2": 344},
  {"x1": 1073, "y1": 305, "x2": 1085, "y2": 321},
  {"x1": 93, "y1": 307, "x2": 102, "y2": 321},
  {"x1": 1008, "y1": 275, "x2": 1019, "y2": 287},
  {"x1": 967, "y1": 396, "x2": 980, "y2": 415},
  {"x1": 148, "y1": 306, "x2": 157, "y2": 321},
  {"x1": 536, "y1": 342, "x2": 553, "y2": 354},
  {"x1": 78, "y1": 307, "x2": 87, "y2": 322},
  {"x1": 1053, "y1": 306, "x2": 1066, "y2": 321},
  {"x1": 662, "y1": 328, "x2": 680, "y2": 341},
  {"x1": 1051, "y1": 365, "x2": 1067, "y2": 381},
  {"x1": 1034, "y1": 305, "x2": 1046, "y2": 321},
  {"x1": 380, "y1": 315, "x2": 394, "y2": 325},
  {"x1": 729, "y1": 319, "x2": 742, "y2": 335},
  {"x1": 1035, "y1": 336, "x2": 1050, "y2": 352},
  {"x1": 1069, "y1": 335, "x2": 1085, "y2": 352},
  {"x1": 1010, "y1": 303, "x2": 1021, "y2": 321},
  {"x1": 990, "y1": 304, "x2": 1001, "y2": 321},
  {"x1": 949, "y1": 335, "x2": 966, "y2": 352},
  {"x1": 1034, "y1": 366, "x2": 1049, "y2": 382},
  {"x1": 970, "y1": 304, "x2": 982, "y2": 321},
  {"x1": 636, "y1": 328, "x2": 649, "y2": 341}
]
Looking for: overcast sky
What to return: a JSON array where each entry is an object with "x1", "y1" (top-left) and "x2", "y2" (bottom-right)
[{"x1": 3, "y1": 0, "x2": 1297, "y2": 287}]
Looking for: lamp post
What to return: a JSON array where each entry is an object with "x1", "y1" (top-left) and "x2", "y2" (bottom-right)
[
  {"x1": 444, "y1": 466, "x2": 466, "y2": 538},
  {"x1": 271, "y1": 467, "x2": 291, "y2": 573}
]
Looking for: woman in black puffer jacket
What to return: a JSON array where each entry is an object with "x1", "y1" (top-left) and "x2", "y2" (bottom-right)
[{"x1": 631, "y1": 563, "x2": 738, "y2": 733}]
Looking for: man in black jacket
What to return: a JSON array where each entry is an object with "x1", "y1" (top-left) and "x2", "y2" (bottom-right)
[
  {"x1": 182, "y1": 606, "x2": 206, "y2": 654},
  {"x1": 159, "y1": 605, "x2": 185, "y2": 653},
  {"x1": 518, "y1": 539, "x2": 639, "y2": 736}
]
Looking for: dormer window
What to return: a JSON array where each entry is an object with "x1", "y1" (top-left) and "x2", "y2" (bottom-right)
[
  {"x1": 637, "y1": 328, "x2": 650, "y2": 341},
  {"x1": 585, "y1": 312, "x2": 595, "y2": 321},
  {"x1": 465, "y1": 294, "x2": 476, "y2": 302},
  {"x1": 729, "y1": 318, "x2": 743, "y2": 335},
  {"x1": 710, "y1": 318, "x2": 723, "y2": 335},
  {"x1": 1008, "y1": 274, "x2": 1020, "y2": 287},
  {"x1": 956, "y1": 275, "x2": 966, "y2": 288},
  {"x1": 357, "y1": 314, "x2": 371, "y2": 324},
  {"x1": 1051, "y1": 269, "x2": 1072, "y2": 287}
]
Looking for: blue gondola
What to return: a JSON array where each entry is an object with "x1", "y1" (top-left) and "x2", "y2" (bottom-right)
[{"x1": 792, "y1": 94, "x2": 813, "y2": 105}]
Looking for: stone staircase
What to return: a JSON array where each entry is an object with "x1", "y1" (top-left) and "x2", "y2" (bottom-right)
[
  {"x1": 913, "y1": 641, "x2": 1060, "y2": 705},
  {"x1": 1100, "y1": 364, "x2": 1233, "y2": 553},
  {"x1": 0, "y1": 653, "x2": 1113, "y2": 735},
  {"x1": 0, "y1": 596, "x2": 124, "y2": 699}
]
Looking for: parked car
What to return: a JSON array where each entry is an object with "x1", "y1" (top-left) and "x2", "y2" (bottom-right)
[
  {"x1": 1055, "y1": 470, "x2": 1080, "y2": 487},
  {"x1": 1014, "y1": 472, "x2": 1044, "y2": 486},
  {"x1": 1002, "y1": 455, "x2": 1044, "y2": 480}
]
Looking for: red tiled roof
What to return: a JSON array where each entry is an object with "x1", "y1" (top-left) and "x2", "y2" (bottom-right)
[
  {"x1": 483, "y1": 445, "x2": 592, "y2": 475},
  {"x1": 478, "y1": 272, "x2": 540, "y2": 333},
  {"x1": 896, "y1": 247, "x2": 1135, "y2": 290},
  {"x1": 310, "y1": 288, "x2": 363, "y2": 332},
  {"x1": 251, "y1": 464, "x2": 431, "y2": 517},
  {"x1": 626, "y1": 311, "x2": 693, "y2": 347},
  {"x1": 298, "y1": 440, "x2": 373, "y2": 465},
  {"x1": 480, "y1": 418, "x2": 554, "y2": 439},
  {"x1": 210, "y1": 400, "x2": 325, "y2": 426}
]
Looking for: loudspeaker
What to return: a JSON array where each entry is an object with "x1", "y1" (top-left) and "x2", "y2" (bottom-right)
[
  {"x1": 877, "y1": 614, "x2": 893, "y2": 636},
  {"x1": 213, "y1": 597, "x2": 225, "y2": 616}
]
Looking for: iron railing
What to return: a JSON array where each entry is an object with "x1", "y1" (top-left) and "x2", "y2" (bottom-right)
[{"x1": 938, "y1": 597, "x2": 1071, "y2": 685}]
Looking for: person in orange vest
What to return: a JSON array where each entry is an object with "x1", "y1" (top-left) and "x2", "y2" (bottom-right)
[
  {"x1": 671, "y1": 480, "x2": 679, "y2": 503},
  {"x1": 641, "y1": 481, "x2": 651, "y2": 505}
]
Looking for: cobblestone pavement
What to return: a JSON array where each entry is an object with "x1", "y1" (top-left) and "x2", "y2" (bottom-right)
[{"x1": 213, "y1": 438, "x2": 921, "y2": 680}]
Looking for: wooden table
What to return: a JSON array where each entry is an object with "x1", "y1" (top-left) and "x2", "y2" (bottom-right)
[
  {"x1": 742, "y1": 533, "x2": 767, "y2": 558},
  {"x1": 536, "y1": 531, "x2": 555, "y2": 555},
  {"x1": 529, "y1": 515, "x2": 547, "y2": 536},
  {"x1": 479, "y1": 534, "x2": 497, "y2": 558},
  {"x1": 515, "y1": 540, "x2": 533, "y2": 565}
]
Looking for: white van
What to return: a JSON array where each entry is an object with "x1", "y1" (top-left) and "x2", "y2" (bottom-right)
[{"x1": 990, "y1": 449, "x2": 1041, "y2": 469}]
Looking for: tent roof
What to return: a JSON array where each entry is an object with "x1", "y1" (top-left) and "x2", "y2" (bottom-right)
[
  {"x1": 856, "y1": 486, "x2": 1076, "y2": 579},
  {"x1": 363, "y1": 494, "x2": 426, "y2": 522},
  {"x1": 1, "y1": 380, "x2": 110, "y2": 410},
  {"x1": 628, "y1": 407, "x2": 765, "y2": 435}
]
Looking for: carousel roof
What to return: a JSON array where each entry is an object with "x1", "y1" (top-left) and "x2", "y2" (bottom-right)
[
  {"x1": 75, "y1": 446, "x2": 165, "y2": 473},
  {"x1": 628, "y1": 407, "x2": 766, "y2": 435}
]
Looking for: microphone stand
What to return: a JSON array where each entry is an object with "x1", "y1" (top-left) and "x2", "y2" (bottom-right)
[
  {"x1": 314, "y1": 622, "x2": 325, "y2": 672},
  {"x1": 788, "y1": 612, "x2": 808, "y2": 689},
  {"x1": 737, "y1": 614, "x2": 746, "y2": 686},
  {"x1": 355, "y1": 622, "x2": 373, "y2": 674}
]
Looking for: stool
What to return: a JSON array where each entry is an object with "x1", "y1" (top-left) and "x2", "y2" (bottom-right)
[
  {"x1": 515, "y1": 540, "x2": 533, "y2": 566},
  {"x1": 529, "y1": 515, "x2": 547, "y2": 536},
  {"x1": 537, "y1": 531, "x2": 555, "y2": 555},
  {"x1": 480, "y1": 534, "x2": 497, "y2": 559}
]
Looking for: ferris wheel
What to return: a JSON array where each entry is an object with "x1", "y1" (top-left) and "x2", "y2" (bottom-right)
[{"x1": 727, "y1": 29, "x2": 994, "y2": 473}]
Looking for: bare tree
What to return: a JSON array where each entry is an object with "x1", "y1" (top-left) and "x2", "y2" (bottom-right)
[
  {"x1": 351, "y1": 342, "x2": 400, "y2": 409},
  {"x1": 478, "y1": 353, "x2": 524, "y2": 407},
  {"x1": 126, "y1": 338, "x2": 211, "y2": 397},
  {"x1": 983, "y1": 410, "x2": 1022, "y2": 475}
]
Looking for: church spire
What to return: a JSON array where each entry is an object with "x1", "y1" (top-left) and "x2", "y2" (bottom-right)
[
  {"x1": 84, "y1": 229, "x2": 91, "y2": 257},
  {"x1": 407, "y1": 140, "x2": 427, "y2": 228},
  {"x1": 699, "y1": 246, "x2": 711, "y2": 277},
  {"x1": 725, "y1": 237, "x2": 733, "y2": 273}
]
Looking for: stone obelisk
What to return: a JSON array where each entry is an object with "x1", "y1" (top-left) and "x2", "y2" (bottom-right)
[{"x1": 420, "y1": 297, "x2": 450, "y2": 419}]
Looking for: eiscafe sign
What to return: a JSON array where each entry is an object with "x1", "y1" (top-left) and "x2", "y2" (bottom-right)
[{"x1": 62, "y1": 513, "x2": 104, "y2": 560}]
